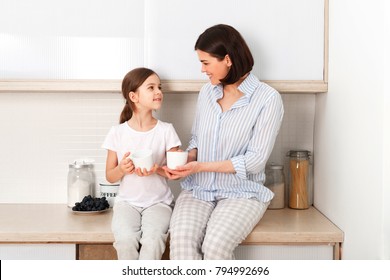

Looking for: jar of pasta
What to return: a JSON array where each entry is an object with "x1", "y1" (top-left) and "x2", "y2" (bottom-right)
[{"x1": 287, "y1": 150, "x2": 311, "y2": 209}]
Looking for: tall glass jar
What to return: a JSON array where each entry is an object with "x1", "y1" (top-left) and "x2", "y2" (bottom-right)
[
  {"x1": 67, "y1": 161, "x2": 93, "y2": 207},
  {"x1": 265, "y1": 164, "x2": 285, "y2": 209},
  {"x1": 287, "y1": 150, "x2": 311, "y2": 209}
]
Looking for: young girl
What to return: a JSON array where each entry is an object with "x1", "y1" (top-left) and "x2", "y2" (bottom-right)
[{"x1": 102, "y1": 67, "x2": 181, "y2": 260}]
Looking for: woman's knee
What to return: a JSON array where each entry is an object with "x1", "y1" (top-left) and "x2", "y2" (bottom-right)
[{"x1": 202, "y1": 235, "x2": 236, "y2": 260}]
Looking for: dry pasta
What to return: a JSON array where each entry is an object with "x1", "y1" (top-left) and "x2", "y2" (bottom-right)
[{"x1": 289, "y1": 159, "x2": 309, "y2": 209}]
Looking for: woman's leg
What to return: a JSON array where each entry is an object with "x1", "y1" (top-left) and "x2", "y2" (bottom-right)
[
  {"x1": 138, "y1": 203, "x2": 172, "y2": 260},
  {"x1": 169, "y1": 190, "x2": 215, "y2": 260},
  {"x1": 111, "y1": 200, "x2": 142, "y2": 260},
  {"x1": 202, "y1": 198, "x2": 269, "y2": 260}
]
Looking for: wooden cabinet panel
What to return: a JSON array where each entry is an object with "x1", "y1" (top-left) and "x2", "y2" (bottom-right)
[
  {"x1": 77, "y1": 244, "x2": 170, "y2": 260},
  {"x1": 78, "y1": 244, "x2": 117, "y2": 260}
]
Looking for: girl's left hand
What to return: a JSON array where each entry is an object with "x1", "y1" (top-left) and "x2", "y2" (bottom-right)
[{"x1": 134, "y1": 164, "x2": 159, "y2": 177}]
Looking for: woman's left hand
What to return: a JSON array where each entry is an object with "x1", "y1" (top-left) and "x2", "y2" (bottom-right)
[{"x1": 162, "y1": 161, "x2": 199, "y2": 179}]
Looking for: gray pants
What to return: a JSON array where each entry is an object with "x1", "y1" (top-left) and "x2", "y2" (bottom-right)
[
  {"x1": 169, "y1": 190, "x2": 269, "y2": 260},
  {"x1": 111, "y1": 200, "x2": 172, "y2": 260}
]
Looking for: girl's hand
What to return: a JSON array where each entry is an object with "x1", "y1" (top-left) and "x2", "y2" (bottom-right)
[
  {"x1": 134, "y1": 164, "x2": 159, "y2": 177},
  {"x1": 162, "y1": 161, "x2": 199, "y2": 179},
  {"x1": 119, "y1": 152, "x2": 135, "y2": 175}
]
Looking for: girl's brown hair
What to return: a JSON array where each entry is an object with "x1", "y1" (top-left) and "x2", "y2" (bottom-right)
[
  {"x1": 119, "y1": 67, "x2": 158, "y2": 124},
  {"x1": 194, "y1": 24, "x2": 254, "y2": 85}
]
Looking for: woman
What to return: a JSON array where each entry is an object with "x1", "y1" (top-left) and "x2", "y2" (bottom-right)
[{"x1": 164, "y1": 24, "x2": 284, "y2": 260}]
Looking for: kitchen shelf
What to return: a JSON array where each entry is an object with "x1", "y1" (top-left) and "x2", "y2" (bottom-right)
[
  {"x1": 0, "y1": 79, "x2": 327, "y2": 94},
  {"x1": 0, "y1": 204, "x2": 343, "y2": 259}
]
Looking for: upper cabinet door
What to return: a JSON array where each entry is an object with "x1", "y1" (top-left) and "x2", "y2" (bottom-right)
[
  {"x1": 0, "y1": 0, "x2": 145, "y2": 79},
  {"x1": 0, "y1": 0, "x2": 328, "y2": 93},
  {"x1": 146, "y1": 0, "x2": 326, "y2": 81}
]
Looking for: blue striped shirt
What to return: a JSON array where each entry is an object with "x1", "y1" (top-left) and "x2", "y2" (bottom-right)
[{"x1": 181, "y1": 73, "x2": 284, "y2": 202}]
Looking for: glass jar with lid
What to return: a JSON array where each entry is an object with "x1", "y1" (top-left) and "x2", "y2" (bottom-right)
[
  {"x1": 67, "y1": 160, "x2": 94, "y2": 207},
  {"x1": 265, "y1": 164, "x2": 286, "y2": 209},
  {"x1": 287, "y1": 150, "x2": 312, "y2": 209}
]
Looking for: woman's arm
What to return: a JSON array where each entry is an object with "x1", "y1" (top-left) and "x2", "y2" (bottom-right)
[
  {"x1": 166, "y1": 159, "x2": 235, "y2": 179},
  {"x1": 187, "y1": 148, "x2": 198, "y2": 162},
  {"x1": 193, "y1": 160, "x2": 236, "y2": 174},
  {"x1": 162, "y1": 148, "x2": 199, "y2": 179},
  {"x1": 163, "y1": 147, "x2": 235, "y2": 178}
]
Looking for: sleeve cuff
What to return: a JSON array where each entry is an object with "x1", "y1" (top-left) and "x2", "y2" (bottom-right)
[
  {"x1": 231, "y1": 155, "x2": 247, "y2": 180},
  {"x1": 187, "y1": 137, "x2": 197, "y2": 151}
]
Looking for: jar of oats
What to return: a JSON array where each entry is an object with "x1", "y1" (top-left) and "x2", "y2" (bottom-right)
[{"x1": 265, "y1": 164, "x2": 286, "y2": 209}]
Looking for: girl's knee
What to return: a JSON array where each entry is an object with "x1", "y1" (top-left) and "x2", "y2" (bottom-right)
[{"x1": 114, "y1": 233, "x2": 139, "y2": 245}]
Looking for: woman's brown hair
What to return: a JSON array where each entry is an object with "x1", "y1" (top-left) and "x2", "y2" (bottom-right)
[
  {"x1": 194, "y1": 24, "x2": 254, "y2": 85},
  {"x1": 119, "y1": 67, "x2": 158, "y2": 124}
]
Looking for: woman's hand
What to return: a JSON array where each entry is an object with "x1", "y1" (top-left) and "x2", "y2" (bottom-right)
[
  {"x1": 134, "y1": 164, "x2": 159, "y2": 177},
  {"x1": 162, "y1": 161, "x2": 199, "y2": 179}
]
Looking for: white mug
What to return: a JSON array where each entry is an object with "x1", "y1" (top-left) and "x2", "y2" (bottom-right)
[
  {"x1": 99, "y1": 183, "x2": 119, "y2": 207},
  {"x1": 167, "y1": 151, "x2": 188, "y2": 170},
  {"x1": 129, "y1": 149, "x2": 153, "y2": 170}
]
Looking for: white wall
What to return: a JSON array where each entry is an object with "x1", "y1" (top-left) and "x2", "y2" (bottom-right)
[
  {"x1": 383, "y1": 0, "x2": 390, "y2": 260},
  {"x1": 0, "y1": 92, "x2": 315, "y2": 203},
  {"x1": 314, "y1": 0, "x2": 387, "y2": 259}
]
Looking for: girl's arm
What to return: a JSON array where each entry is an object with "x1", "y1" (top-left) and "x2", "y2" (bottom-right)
[{"x1": 105, "y1": 150, "x2": 134, "y2": 183}]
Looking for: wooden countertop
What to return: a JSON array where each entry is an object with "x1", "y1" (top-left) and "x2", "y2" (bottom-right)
[{"x1": 0, "y1": 204, "x2": 343, "y2": 245}]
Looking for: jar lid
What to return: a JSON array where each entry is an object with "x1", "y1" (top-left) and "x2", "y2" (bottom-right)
[
  {"x1": 69, "y1": 159, "x2": 94, "y2": 169},
  {"x1": 269, "y1": 164, "x2": 283, "y2": 170},
  {"x1": 287, "y1": 150, "x2": 311, "y2": 158}
]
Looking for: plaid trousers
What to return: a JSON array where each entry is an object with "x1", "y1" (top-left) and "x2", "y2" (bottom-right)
[{"x1": 169, "y1": 190, "x2": 269, "y2": 260}]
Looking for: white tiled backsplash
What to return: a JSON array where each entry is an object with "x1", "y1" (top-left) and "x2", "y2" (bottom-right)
[{"x1": 0, "y1": 92, "x2": 315, "y2": 203}]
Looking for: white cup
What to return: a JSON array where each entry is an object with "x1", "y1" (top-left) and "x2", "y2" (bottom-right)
[
  {"x1": 99, "y1": 183, "x2": 119, "y2": 207},
  {"x1": 129, "y1": 149, "x2": 154, "y2": 170},
  {"x1": 167, "y1": 151, "x2": 188, "y2": 170}
]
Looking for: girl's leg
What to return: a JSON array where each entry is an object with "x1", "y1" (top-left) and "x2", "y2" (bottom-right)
[
  {"x1": 202, "y1": 198, "x2": 269, "y2": 260},
  {"x1": 138, "y1": 203, "x2": 172, "y2": 260},
  {"x1": 169, "y1": 190, "x2": 215, "y2": 260},
  {"x1": 111, "y1": 200, "x2": 142, "y2": 260}
]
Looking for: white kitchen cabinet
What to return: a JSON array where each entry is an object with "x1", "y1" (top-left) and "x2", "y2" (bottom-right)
[
  {"x1": 0, "y1": 244, "x2": 75, "y2": 260},
  {"x1": 146, "y1": 0, "x2": 325, "y2": 81},
  {"x1": 0, "y1": 0, "x2": 328, "y2": 93},
  {"x1": 0, "y1": 0, "x2": 145, "y2": 80},
  {"x1": 235, "y1": 245, "x2": 333, "y2": 260}
]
